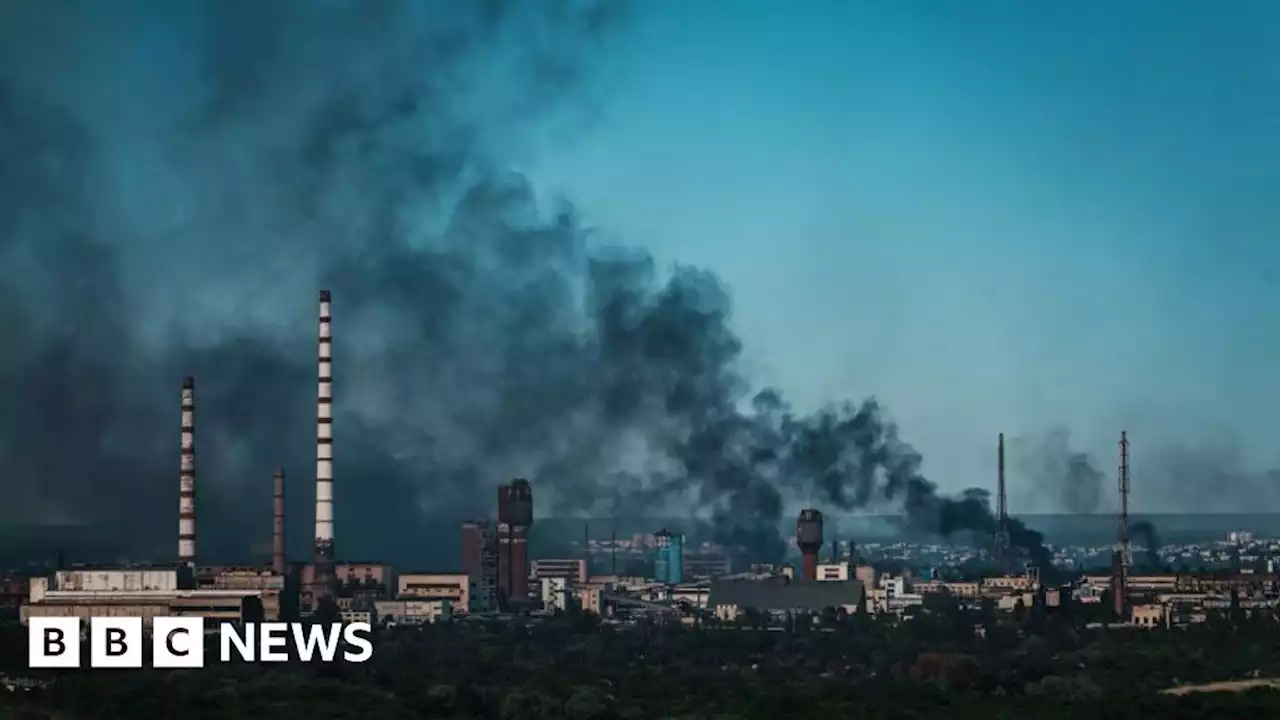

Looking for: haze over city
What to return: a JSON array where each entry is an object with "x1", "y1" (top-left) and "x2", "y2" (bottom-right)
[
  {"x1": 8, "y1": 3, "x2": 1280, "y2": 717},
  {"x1": 1, "y1": 0, "x2": 1278, "y2": 570}
]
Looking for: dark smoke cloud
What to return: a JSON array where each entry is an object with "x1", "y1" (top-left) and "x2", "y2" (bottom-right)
[
  {"x1": 1011, "y1": 428, "x2": 1111, "y2": 514},
  {"x1": 1129, "y1": 519, "x2": 1161, "y2": 568},
  {"x1": 0, "y1": 0, "x2": 1052, "y2": 570},
  {"x1": 1142, "y1": 434, "x2": 1280, "y2": 514}
]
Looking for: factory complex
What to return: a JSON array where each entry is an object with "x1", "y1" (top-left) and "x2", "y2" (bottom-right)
[{"x1": 9, "y1": 291, "x2": 1280, "y2": 634}]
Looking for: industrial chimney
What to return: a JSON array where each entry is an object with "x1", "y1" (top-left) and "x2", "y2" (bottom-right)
[
  {"x1": 497, "y1": 479, "x2": 534, "y2": 608},
  {"x1": 994, "y1": 432, "x2": 1010, "y2": 571},
  {"x1": 178, "y1": 376, "x2": 197, "y2": 567},
  {"x1": 797, "y1": 509, "x2": 823, "y2": 581},
  {"x1": 273, "y1": 468, "x2": 286, "y2": 575},
  {"x1": 314, "y1": 290, "x2": 335, "y2": 576}
]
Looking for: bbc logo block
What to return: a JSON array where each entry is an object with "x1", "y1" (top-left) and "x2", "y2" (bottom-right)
[
  {"x1": 28, "y1": 617, "x2": 80, "y2": 668},
  {"x1": 28, "y1": 617, "x2": 373, "y2": 668}
]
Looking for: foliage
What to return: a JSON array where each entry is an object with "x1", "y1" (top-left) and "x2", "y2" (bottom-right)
[{"x1": 4, "y1": 599, "x2": 1280, "y2": 718}]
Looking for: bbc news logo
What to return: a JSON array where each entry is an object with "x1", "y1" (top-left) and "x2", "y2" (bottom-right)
[{"x1": 28, "y1": 617, "x2": 374, "y2": 668}]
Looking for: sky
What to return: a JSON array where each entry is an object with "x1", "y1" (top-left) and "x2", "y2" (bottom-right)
[
  {"x1": 529, "y1": 0, "x2": 1280, "y2": 510},
  {"x1": 3, "y1": 0, "x2": 1279, "y2": 561}
]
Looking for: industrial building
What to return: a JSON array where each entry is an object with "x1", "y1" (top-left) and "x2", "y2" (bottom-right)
[
  {"x1": 19, "y1": 295, "x2": 342, "y2": 628},
  {"x1": 373, "y1": 598, "x2": 453, "y2": 625},
  {"x1": 398, "y1": 572, "x2": 471, "y2": 612},
  {"x1": 532, "y1": 559, "x2": 587, "y2": 585},
  {"x1": 20, "y1": 570, "x2": 271, "y2": 629},
  {"x1": 496, "y1": 479, "x2": 533, "y2": 609},
  {"x1": 461, "y1": 519, "x2": 499, "y2": 610},
  {"x1": 542, "y1": 577, "x2": 571, "y2": 612}
]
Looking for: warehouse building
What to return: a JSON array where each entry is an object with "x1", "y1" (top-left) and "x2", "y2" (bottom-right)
[{"x1": 20, "y1": 568, "x2": 271, "y2": 629}]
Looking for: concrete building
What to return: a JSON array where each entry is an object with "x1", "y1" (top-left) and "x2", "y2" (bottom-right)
[
  {"x1": 671, "y1": 583, "x2": 710, "y2": 609},
  {"x1": 982, "y1": 575, "x2": 1033, "y2": 592},
  {"x1": 22, "y1": 577, "x2": 265, "y2": 630},
  {"x1": 54, "y1": 568, "x2": 180, "y2": 592},
  {"x1": 1132, "y1": 603, "x2": 1169, "y2": 629},
  {"x1": 373, "y1": 598, "x2": 452, "y2": 625},
  {"x1": 867, "y1": 575, "x2": 924, "y2": 615},
  {"x1": 398, "y1": 572, "x2": 470, "y2": 613},
  {"x1": 496, "y1": 480, "x2": 533, "y2": 609},
  {"x1": 542, "y1": 577, "x2": 570, "y2": 612},
  {"x1": 301, "y1": 561, "x2": 391, "y2": 609},
  {"x1": 816, "y1": 563, "x2": 849, "y2": 582},
  {"x1": 461, "y1": 520, "x2": 498, "y2": 611},
  {"x1": 578, "y1": 585, "x2": 603, "y2": 615},
  {"x1": 340, "y1": 610, "x2": 372, "y2": 624},
  {"x1": 913, "y1": 580, "x2": 982, "y2": 598},
  {"x1": 196, "y1": 567, "x2": 285, "y2": 620},
  {"x1": 996, "y1": 591, "x2": 1036, "y2": 612},
  {"x1": 708, "y1": 578, "x2": 864, "y2": 621},
  {"x1": 532, "y1": 559, "x2": 587, "y2": 585}
]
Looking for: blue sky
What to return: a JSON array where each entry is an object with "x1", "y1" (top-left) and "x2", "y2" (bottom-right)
[{"x1": 530, "y1": 0, "x2": 1280, "y2": 507}]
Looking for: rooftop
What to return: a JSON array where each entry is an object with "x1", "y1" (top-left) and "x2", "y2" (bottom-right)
[
  {"x1": 708, "y1": 578, "x2": 864, "y2": 611},
  {"x1": 36, "y1": 589, "x2": 261, "y2": 601}
]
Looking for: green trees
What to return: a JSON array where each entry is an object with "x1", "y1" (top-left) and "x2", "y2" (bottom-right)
[{"x1": 4, "y1": 607, "x2": 1280, "y2": 717}]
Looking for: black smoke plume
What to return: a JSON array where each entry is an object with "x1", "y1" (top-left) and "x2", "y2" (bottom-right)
[
  {"x1": 1129, "y1": 520, "x2": 1161, "y2": 568},
  {"x1": 0, "y1": 0, "x2": 1051, "y2": 570},
  {"x1": 1011, "y1": 428, "x2": 1109, "y2": 514}
]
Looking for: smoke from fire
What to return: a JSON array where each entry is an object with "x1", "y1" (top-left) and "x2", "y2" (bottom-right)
[{"x1": 0, "y1": 0, "x2": 1052, "y2": 567}]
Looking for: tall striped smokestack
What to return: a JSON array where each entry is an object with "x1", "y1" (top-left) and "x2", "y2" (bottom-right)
[
  {"x1": 179, "y1": 376, "x2": 196, "y2": 567},
  {"x1": 273, "y1": 468, "x2": 286, "y2": 575},
  {"x1": 315, "y1": 290, "x2": 335, "y2": 565}
]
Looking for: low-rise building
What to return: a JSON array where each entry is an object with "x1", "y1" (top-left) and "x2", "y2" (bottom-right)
[
  {"x1": 532, "y1": 559, "x2": 587, "y2": 585},
  {"x1": 199, "y1": 568, "x2": 286, "y2": 620},
  {"x1": 541, "y1": 577, "x2": 570, "y2": 612},
  {"x1": 912, "y1": 581, "x2": 981, "y2": 598},
  {"x1": 1131, "y1": 603, "x2": 1168, "y2": 629},
  {"x1": 671, "y1": 583, "x2": 710, "y2": 608},
  {"x1": 21, "y1": 586, "x2": 263, "y2": 630},
  {"x1": 816, "y1": 563, "x2": 849, "y2": 581},
  {"x1": 982, "y1": 575, "x2": 1032, "y2": 593},
  {"x1": 397, "y1": 572, "x2": 470, "y2": 613},
  {"x1": 996, "y1": 591, "x2": 1036, "y2": 612},
  {"x1": 577, "y1": 586, "x2": 603, "y2": 615},
  {"x1": 374, "y1": 599, "x2": 452, "y2": 624},
  {"x1": 54, "y1": 567, "x2": 180, "y2": 592}
]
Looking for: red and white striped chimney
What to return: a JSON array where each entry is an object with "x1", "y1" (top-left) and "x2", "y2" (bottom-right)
[
  {"x1": 179, "y1": 376, "x2": 196, "y2": 567},
  {"x1": 314, "y1": 290, "x2": 335, "y2": 564}
]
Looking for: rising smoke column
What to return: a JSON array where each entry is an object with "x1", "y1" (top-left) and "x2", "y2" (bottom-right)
[
  {"x1": 0, "y1": 0, "x2": 1053, "y2": 568},
  {"x1": 1011, "y1": 428, "x2": 1108, "y2": 514}
]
